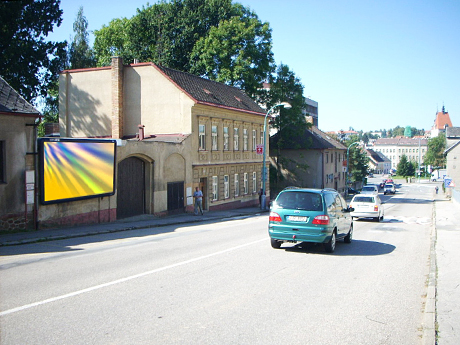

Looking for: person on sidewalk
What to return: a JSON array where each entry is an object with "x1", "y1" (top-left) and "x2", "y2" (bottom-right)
[
  {"x1": 258, "y1": 188, "x2": 264, "y2": 209},
  {"x1": 193, "y1": 187, "x2": 204, "y2": 215},
  {"x1": 435, "y1": 186, "x2": 439, "y2": 194}
]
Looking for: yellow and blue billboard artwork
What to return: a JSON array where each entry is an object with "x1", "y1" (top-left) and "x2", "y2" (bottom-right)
[{"x1": 39, "y1": 139, "x2": 116, "y2": 204}]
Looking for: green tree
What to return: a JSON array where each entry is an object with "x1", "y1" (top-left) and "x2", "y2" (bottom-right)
[
  {"x1": 424, "y1": 134, "x2": 446, "y2": 168},
  {"x1": 347, "y1": 145, "x2": 369, "y2": 183},
  {"x1": 93, "y1": 0, "x2": 273, "y2": 96},
  {"x1": 267, "y1": 64, "x2": 310, "y2": 190},
  {"x1": 397, "y1": 154, "x2": 415, "y2": 177},
  {"x1": 0, "y1": 0, "x2": 66, "y2": 102},
  {"x1": 94, "y1": 0, "x2": 233, "y2": 68},
  {"x1": 93, "y1": 17, "x2": 132, "y2": 67},
  {"x1": 190, "y1": 4, "x2": 274, "y2": 97},
  {"x1": 68, "y1": 6, "x2": 96, "y2": 69}
]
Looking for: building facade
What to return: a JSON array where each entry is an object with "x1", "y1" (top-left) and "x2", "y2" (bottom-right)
[
  {"x1": 38, "y1": 58, "x2": 268, "y2": 228},
  {"x1": 372, "y1": 137, "x2": 428, "y2": 170},
  {"x1": 270, "y1": 126, "x2": 347, "y2": 194},
  {"x1": 0, "y1": 76, "x2": 41, "y2": 230}
]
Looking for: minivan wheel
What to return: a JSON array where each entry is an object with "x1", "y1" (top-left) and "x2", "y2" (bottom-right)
[
  {"x1": 324, "y1": 231, "x2": 336, "y2": 253},
  {"x1": 344, "y1": 224, "x2": 353, "y2": 243},
  {"x1": 270, "y1": 238, "x2": 282, "y2": 249}
]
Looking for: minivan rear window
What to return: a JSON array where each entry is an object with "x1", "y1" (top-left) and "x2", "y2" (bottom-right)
[{"x1": 275, "y1": 191, "x2": 323, "y2": 211}]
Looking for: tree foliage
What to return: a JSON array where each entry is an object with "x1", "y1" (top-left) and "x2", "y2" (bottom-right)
[
  {"x1": 397, "y1": 154, "x2": 415, "y2": 177},
  {"x1": 0, "y1": 0, "x2": 66, "y2": 102},
  {"x1": 190, "y1": 4, "x2": 274, "y2": 97},
  {"x1": 93, "y1": 0, "x2": 273, "y2": 96},
  {"x1": 68, "y1": 6, "x2": 96, "y2": 69},
  {"x1": 348, "y1": 146, "x2": 369, "y2": 183},
  {"x1": 424, "y1": 134, "x2": 446, "y2": 168}
]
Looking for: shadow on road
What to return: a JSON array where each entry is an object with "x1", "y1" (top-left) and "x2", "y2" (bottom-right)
[{"x1": 282, "y1": 239, "x2": 395, "y2": 256}]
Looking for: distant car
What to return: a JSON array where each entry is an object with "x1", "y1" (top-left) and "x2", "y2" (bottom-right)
[
  {"x1": 379, "y1": 181, "x2": 386, "y2": 189},
  {"x1": 368, "y1": 173, "x2": 374, "y2": 178},
  {"x1": 350, "y1": 194, "x2": 384, "y2": 222},
  {"x1": 384, "y1": 183, "x2": 396, "y2": 195},
  {"x1": 360, "y1": 185, "x2": 379, "y2": 195},
  {"x1": 348, "y1": 187, "x2": 360, "y2": 195},
  {"x1": 268, "y1": 187, "x2": 354, "y2": 253}
]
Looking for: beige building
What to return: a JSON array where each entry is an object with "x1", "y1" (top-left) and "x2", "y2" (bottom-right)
[
  {"x1": 45, "y1": 58, "x2": 267, "y2": 227},
  {"x1": 270, "y1": 126, "x2": 348, "y2": 194},
  {"x1": 445, "y1": 127, "x2": 460, "y2": 201},
  {"x1": 372, "y1": 137, "x2": 428, "y2": 170},
  {"x1": 0, "y1": 76, "x2": 41, "y2": 230}
]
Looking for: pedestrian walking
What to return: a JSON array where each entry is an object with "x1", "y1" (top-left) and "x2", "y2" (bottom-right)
[
  {"x1": 435, "y1": 186, "x2": 439, "y2": 194},
  {"x1": 193, "y1": 186, "x2": 204, "y2": 215},
  {"x1": 258, "y1": 188, "x2": 264, "y2": 209}
]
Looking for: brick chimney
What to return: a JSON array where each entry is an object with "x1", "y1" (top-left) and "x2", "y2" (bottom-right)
[{"x1": 111, "y1": 57, "x2": 124, "y2": 139}]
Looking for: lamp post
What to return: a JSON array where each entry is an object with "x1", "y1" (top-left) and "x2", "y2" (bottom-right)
[
  {"x1": 261, "y1": 102, "x2": 291, "y2": 210},
  {"x1": 346, "y1": 141, "x2": 360, "y2": 195}
]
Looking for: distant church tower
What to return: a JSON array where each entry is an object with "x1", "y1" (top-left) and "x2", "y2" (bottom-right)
[{"x1": 431, "y1": 105, "x2": 453, "y2": 137}]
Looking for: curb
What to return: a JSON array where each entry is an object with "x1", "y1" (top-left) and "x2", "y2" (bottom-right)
[
  {"x1": 422, "y1": 199, "x2": 437, "y2": 344},
  {"x1": 0, "y1": 210, "x2": 267, "y2": 247}
]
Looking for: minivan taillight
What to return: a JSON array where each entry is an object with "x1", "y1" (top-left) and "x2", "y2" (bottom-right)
[
  {"x1": 312, "y1": 215, "x2": 330, "y2": 225},
  {"x1": 269, "y1": 212, "x2": 282, "y2": 222},
  {"x1": 374, "y1": 205, "x2": 379, "y2": 211}
]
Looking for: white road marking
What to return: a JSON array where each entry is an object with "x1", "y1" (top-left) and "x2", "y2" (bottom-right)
[{"x1": 0, "y1": 238, "x2": 266, "y2": 316}]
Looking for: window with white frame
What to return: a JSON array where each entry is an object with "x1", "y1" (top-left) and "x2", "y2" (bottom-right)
[
  {"x1": 234, "y1": 173, "x2": 239, "y2": 196},
  {"x1": 252, "y1": 130, "x2": 256, "y2": 150},
  {"x1": 260, "y1": 130, "x2": 263, "y2": 146},
  {"x1": 234, "y1": 127, "x2": 239, "y2": 151},
  {"x1": 211, "y1": 125, "x2": 218, "y2": 150},
  {"x1": 244, "y1": 173, "x2": 248, "y2": 194},
  {"x1": 223, "y1": 127, "x2": 229, "y2": 150},
  {"x1": 212, "y1": 176, "x2": 218, "y2": 200},
  {"x1": 199, "y1": 124, "x2": 206, "y2": 150},
  {"x1": 224, "y1": 175, "x2": 229, "y2": 198},
  {"x1": 252, "y1": 172, "x2": 257, "y2": 193},
  {"x1": 243, "y1": 129, "x2": 248, "y2": 151}
]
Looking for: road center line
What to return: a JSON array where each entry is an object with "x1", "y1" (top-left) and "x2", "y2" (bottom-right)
[{"x1": 1, "y1": 238, "x2": 266, "y2": 316}]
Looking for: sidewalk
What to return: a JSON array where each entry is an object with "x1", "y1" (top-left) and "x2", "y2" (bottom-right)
[
  {"x1": 433, "y1": 193, "x2": 460, "y2": 345},
  {"x1": 0, "y1": 207, "x2": 267, "y2": 246}
]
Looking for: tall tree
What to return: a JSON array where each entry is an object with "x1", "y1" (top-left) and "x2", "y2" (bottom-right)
[
  {"x1": 190, "y1": 4, "x2": 274, "y2": 96},
  {"x1": 347, "y1": 145, "x2": 369, "y2": 183},
  {"x1": 93, "y1": 0, "x2": 273, "y2": 97},
  {"x1": 0, "y1": 0, "x2": 66, "y2": 102},
  {"x1": 397, "y1": 154, "x2": 415, "y2": 177},
  {"x1": 267, "y1": 64, "x2": 310, "y2": 189},
  {"x1": 424, "y1": 134, "x2": 446, "y2": 169},
  {"x1": 68, "y1": 6, "x2": 96, "y2": 69}
]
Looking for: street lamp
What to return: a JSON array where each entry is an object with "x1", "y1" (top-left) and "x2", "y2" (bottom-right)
[
  {"x1": 261, "y1": 102, "x2": 292, "y2": 210},
  {"x1": 346, "y1": 141, "x2": 360, "y2": 195}
]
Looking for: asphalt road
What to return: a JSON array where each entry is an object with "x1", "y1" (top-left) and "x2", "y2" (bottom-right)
[{"x1": 0, "y1": 182, "x2": 434, "y2": 344}]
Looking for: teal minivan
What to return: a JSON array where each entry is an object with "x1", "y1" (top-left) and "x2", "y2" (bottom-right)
[{"x1": 268, "y1": 188, "x2": 354, "y2": 253}]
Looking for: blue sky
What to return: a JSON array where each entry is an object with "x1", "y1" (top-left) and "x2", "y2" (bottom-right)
[{"x1": 47, "y1": 0, "x2": 459, "y2": 133}]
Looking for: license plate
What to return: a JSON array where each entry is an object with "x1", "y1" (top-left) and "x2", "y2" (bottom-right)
[{"x1": 287, "y1": 216, "x2": 307, "y2": 222}]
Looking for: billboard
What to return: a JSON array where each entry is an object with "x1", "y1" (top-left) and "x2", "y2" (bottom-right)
[{"x1": 38, "y1": 138, "x2": 117, "y2": 205}]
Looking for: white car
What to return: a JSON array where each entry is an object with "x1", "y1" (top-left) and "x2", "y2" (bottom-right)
[
  {"x1": 350, "y1": 194, "x2": 384, "y2": 222},
  {"x1": 360, "y1": 185, "x2": 379, "y2": 195},
  {"x1": 383, "y1": 183, "x2": 396, "y2": 195}
]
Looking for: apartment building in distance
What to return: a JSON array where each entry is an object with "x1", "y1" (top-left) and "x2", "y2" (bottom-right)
[{"x1": 372, "y1": 137, "x2": 428, "y2": 170}]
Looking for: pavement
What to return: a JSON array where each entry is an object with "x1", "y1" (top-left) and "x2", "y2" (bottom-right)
[{"x1": 0, "y1": 189, "x2": 459, "y2": 344}]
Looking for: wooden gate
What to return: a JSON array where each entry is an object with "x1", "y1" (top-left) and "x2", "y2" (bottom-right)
[
  {"x1": 167, "y1": 182, "x2": 184, "y2": 214},
  {"x1": 117, "y1": 157, "x2": 145, "y2": 219}
]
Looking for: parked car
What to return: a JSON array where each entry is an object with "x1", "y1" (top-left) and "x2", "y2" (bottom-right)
[
  {"x1": 360, "y1": 185, "x2": 379, "y2": 195},
  {"x1": 350, "y1": 194, "x2": 384, "y2": 222},
  {"x1": 384, "y1": 183, "x2": 396, "y2": 195},
  {"x1": 348, "y1": 187, "x2": 360, "y2": 195},
  {"x1": 268, "y1": 188, "x2": 354, "y2": 253}
]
